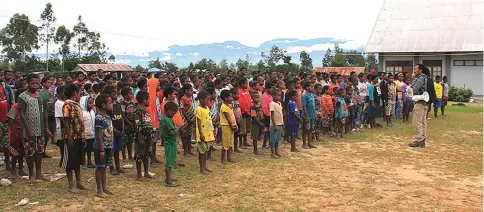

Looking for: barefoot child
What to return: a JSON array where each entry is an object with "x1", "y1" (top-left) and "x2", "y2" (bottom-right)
[
  {"x1": 195, "y1": 91, "x2": 215, "y2": 174},
  {"x1": 80, "y1": 96, "x2": 95, "y2": 168},
  {"x1": 133, "y1": 91, "x2": 153, "y2": 181},
  {"x1": 18, "y1": 74, "x2": 53, "y2": 182},
  {"x1": 104, "y1": 85, "x2": 125, "y2": 175},
  {"x1": 54, "y1": 85, "x2": 66, "y2": 167},
  {"x1": 269, "y1": 88, "x2": 284, "y2": 158},
  {"x1": 321, "y1": 86, "x2": 334, "y2": 137},
  {"x1": 301, "y1": 82, "x2": 316, "y2": 149},
  {"x1": 161, "y1": 102, "x2": 184, "y2": 186},
  {"x1": 231, "y1": 88, "x2": 243, "y2": 152},
  {"x1": 220, "y1": 90, "x2": 238, "y2": 164},
  {"x1": 180, "y1": 84, "x2": 195, "y2": 156},
  {"x1": 94, "y1": 94, "x2": 115, "y2": 198},
  {"x1": 335, "y1": 88, "x2": 349, "y2": 137},
  {"x1": 120, "y1": 87, "x2": 135, "y2": 161},
  {"x1": 62, "y1": 83, "x2": 86, "y2": 193},
  {"x1": 8, "y1": 89, "x2": 26, "y2": 176},
  {"x1": 287, "y1": 90, "x2": 302, "y2": 152},
  {"x1": 250, "y1": 91, "x2": 264, "y2": 155},
  {"x1": 261, "y1": 82, "x2": 273, "y2": 148}
]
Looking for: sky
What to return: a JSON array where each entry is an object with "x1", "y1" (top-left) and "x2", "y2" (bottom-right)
[{"x1": 0, "y1": 0, "x2": 384, "y2": 55}]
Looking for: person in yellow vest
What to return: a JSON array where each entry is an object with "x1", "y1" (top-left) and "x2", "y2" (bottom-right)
[{"x1": 433, "y1": 76, "x2": 443, "y2": 118}]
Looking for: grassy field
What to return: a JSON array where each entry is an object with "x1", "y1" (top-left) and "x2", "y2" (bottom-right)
[{"x1": 0, "y1": 103, "x2": 482, "y2": 211}]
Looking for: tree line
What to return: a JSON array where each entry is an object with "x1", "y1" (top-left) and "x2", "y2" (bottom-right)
[{"x1": 0, "y1": 3, "x2": 378, "y2": 76}]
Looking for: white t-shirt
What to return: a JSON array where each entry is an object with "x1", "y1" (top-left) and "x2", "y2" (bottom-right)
[{"x1": 54, "y1": 100, "x2": 65, "y2": 140}]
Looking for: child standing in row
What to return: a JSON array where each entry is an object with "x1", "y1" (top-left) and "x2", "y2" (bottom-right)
[
  {"x1": 334, "y1": 88, "x2": 349, "y2": 137},
  {"x1": 121, "y1": 87, "x2": 135, "y2": 161},
  {"x1": 62, "y1": 83, "x2": 86, "y2": 193},
  {"x1": 180, "y1": 84, "x2": 195, "y2": 156},
  {"x1": 8, "y1": 89, "x2": 26, "y2": 176},
  {"x1": 301, "y1": 82, "x2": 316, "y2": 149},
  {"x1": 220, "y1": 90, "x2": 238, "y2": 164},
  {"x1": 104, "y1": 85, "x2": 125, "y2": 175},
  {"x1": 94, "y1": 94, "x2": 114, "y2": 198},
  {"x1": 250, "y1": 91, "x2": 264, "y2": 155},
  {"x1": 231, "y1": 88, "x2": 243, "y2": 152},
  {"x1": 134, "y1": 91, "x2": 153, "y2": 181},
  {"x1": 195, "y1": 91, "x2": 215, "y2": 175},
  {"x1": 161, "y1": 102, "x2": 184, "y2": 186},
  {"x1": 80, "y1": 96, "x2": 95, "y2": 168},
  {"x1": 321, "y1": 86, "x2": 334, "y2": 137},
  {"x1": 287, "y1": 90, "x2": 301, "y2": 152},
  {"x1": 269, "y1": 88, "x2": 284, "y2": 158}
]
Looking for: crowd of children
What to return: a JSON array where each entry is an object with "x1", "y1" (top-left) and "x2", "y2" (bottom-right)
[{"x1": 0, "y1": 67, "x2": 450, "y2": 197}]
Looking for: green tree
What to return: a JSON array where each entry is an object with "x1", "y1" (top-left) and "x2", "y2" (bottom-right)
[
  {"x1": 39, "y1": 3, "x2": 56, "y2": 72},
  {"x1": 0, "y1": 14, "x2": 39, "y2": 72},
  {"x1": 54, "y1": 25, "x2": 72, "y2": 72},
  {"x1": 218, "y1": 59, "x2": 229, "y2": 70},
  {"x1": 366, "y1": 53, "x2": 378, "y2": 72},
  {"x1": 330, "y1": 43, "x2": 346, "y2": 67},
  {"x1": 299, "y1": 51, "x2": 313, "y2": 69},
  {"x1": 322, "y1": 48, "x2": 332, "y2": 67},
  {"x1": 162, "y1": 62, "x2": 179, "y2": 73},
  {"x1": 346, "y1": 50, "x2": 365, "y2": 67},
  {"x1": 134, "y1": 64, "x2": 145, "y2": 72},
  {"x1": 188, "y1": 62, "x2": 194, "y2": 70},
  {"x1": 236, "y1": 58, "x2": 249, "y2": 71},
  {"x1": 148, "y1": 58, "x2": 162, "y2": 69},
  {"x1": 262, "y1": 45, "x2": 285, "y2": 68},
  {"x1": 72, "y1": 15, "x2": 89, "y2": 56},
  {"x1": 108, "y1": 55, "x2": 116, "y2": 63}
]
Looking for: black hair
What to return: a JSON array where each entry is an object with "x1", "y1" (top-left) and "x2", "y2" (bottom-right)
[
  {"x1": 64, "y1": 83, "x2": 80, "y2": 98},
  {"x1": 182, "y1": 83, "x2": 193, "y2": 92},
  {"x1": 121, "y1": 87, "x2": 132, "y2": 96},
  {"x1": 205, "y1": 81, "x2": 214, "y2": 89},
  {"x1": 271, "y1": 88, "x2": 280, "y2": 96},
  {"x1": 330, "y1": 74, "x2": 337, "y2": 80},
  {"x1": 41, "y1": 77, "x2": 50, "y2": 84},
  {"x1": 285, "y1": 80, "x2": 294, "y2": 88},
  {"x1": 163, "y1": 86, "x2": 175, "y2": 97},
  {"x1": 303, "y1": 81, "x2": 313, "y2": 90},
  {"x1": 238, "y1": 77, "x2": 247, "y2": 86},
  {"x1": 92, "y1": 84, "x2": 100, "y2": 93},
  {"x1": 164, "y1": 101, "x2": 178, "y2": 112},
  {"x1": 26, "y1": 73, "x2": 38, "y2": 83},
  {"x1": 136, "y1": 90, "x2": 149, "y2": 103},
  {"x1": 220, "y1": 89, "x2": 231, "y2": 101},
  {"x1": 370, "y1": 74, "x2": 379, "y2": 82},
  {"x1": 265, "y1": 82, "x2": 273, "y2": 90},
  {"x1": 84, "y1": 83, "x2": 92, "y2": 91},
  {"x1": 103, "y1": 85, "x2": 117, "y2": 95},
  {"x1": 137, "y1": 77, "x2": 148, "y2": 88},
  {"x1": 98, "y1": 82, "x2": 106, "y2": 91},
  {"x1": 443, "y1": 76, "x2": 448, "y2": 80},
  {"x1": 287, "y1": 89, "x2": 297, "y2": 98},
  {"x1": 230, "y1": 87, "x2": 238, "y2": 94},
  {"x1": 322, "y1": 85, "x2": 330, "y2": 93},
  {"x1": 205, "y1": 87, "x2": 215, "y2": 95},
  {"x1": 198, "y1": 90, "x2": 209, "y2": 100},
  {"x1": 103, "y1": 74, "x2": 113, "y2": 82},
  {"x1": 214, "y1": 79, "x2": 222, "y2": 86},
  {"x1": 88, "y1": 72, "x2": 96, "y2": 77},
  {"x1": 56, "y1": 85, "x2": 65, "y2": 97},
  {"x1": 336, "y1": 88, "x2": 345, "y2": 96},
  {"x1": 14, "y1": 88, "x2": 26, "y2": 102},
  {"x1": 95, "y1": 94, "x2": 110, "y2": 108},
  {"x1": 76, "y1": 71, "x2": 84, "y2": 77},
  {"x1": 314, "y1": 83, "x2": 322, "y2": 90},
  {"x1": 435, "y1": 75, "x2": 441, "y2": 79}
]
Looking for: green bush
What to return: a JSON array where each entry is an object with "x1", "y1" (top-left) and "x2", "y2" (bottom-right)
[{"x1": 448, "y1": 86, "x2": 473, "y2": 102}]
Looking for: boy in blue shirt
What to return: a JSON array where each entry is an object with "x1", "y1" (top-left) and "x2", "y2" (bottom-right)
[
  {"x1": 301, "y1": 82, "x2": 317, "y2": 149},
  {"x1": 287, "y1": 90, "x2": 302, "y2": 152}
]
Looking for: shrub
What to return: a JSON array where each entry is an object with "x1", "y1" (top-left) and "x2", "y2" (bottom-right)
[{"x1": 448, "y1": 86, "x2": 473, "y2": 102}]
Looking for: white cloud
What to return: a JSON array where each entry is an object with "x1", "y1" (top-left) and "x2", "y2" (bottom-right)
[
  {"x1": 284, "y1": 43, "x2": 334, "y2": 54},
  {"x1": 225, "y1": 45, "x2": 234, "y2": 49},
  {"x1": 138, "y1": 58, "x2": 151, "y2": 62},
  {"x1": 175, "y1": 53, "x2": 183, "y2": 56},
  {"x1": 0, "y1": 0, "x2": 384, "y2": 55},
  {"x1": 190, "y1": 52, "x2": 200, "y2": 56},
  {"x1": 246, "y1": 52, "x2": 259, "y2": 55},
  {"x1": 160, "y1": 55, "x2": 172, "y2": 61},
  {"x1": 163, "y1": 52, "x2": 173, "y2": 56},
  {"x1": 116, "y1": 59, "x2": 131, "y2": 64}
]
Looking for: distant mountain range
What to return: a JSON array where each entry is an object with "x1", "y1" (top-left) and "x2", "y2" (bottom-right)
[{"x1": 36, "y1": 38, "x2": 365, "y2": 68}]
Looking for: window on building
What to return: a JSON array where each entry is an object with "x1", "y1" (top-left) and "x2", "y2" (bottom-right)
[
  {"x1": 385, "y1": 60, "x2": 413, "y2": 76},
  {"x1": 454, "y1": 60, "x2": 483, "y2": 66},
  {"x1": 423, "y1": 60, "x2": 442, "y2": 78}
]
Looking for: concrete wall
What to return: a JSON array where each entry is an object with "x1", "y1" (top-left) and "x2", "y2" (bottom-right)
[{"x1": 450, "y1": 53, "x2": 484, "y2": 96}]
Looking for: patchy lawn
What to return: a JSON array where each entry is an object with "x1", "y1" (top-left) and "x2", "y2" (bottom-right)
[{"x1": 0, "y1": 103, "x2": 482, "y2": 211}]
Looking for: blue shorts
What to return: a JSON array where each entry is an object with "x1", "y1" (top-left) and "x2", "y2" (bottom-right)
[
  {"x1": 287, "y1": 123, "x2": 298, "y2": 138},
  {"x1": 434, "y1": 98, "x2": 442, "y2": 108},
  {"x1": 112, "y1": 136, "x2": 124, "y2": 152},
  {"x1": 94, "y1": 148, "x2": 113, "y2": 168},
  {"x1": 302, "y1": 119, "x2": 315, "y2": 133}
]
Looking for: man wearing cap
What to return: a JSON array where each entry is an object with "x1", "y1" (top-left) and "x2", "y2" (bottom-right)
[{"x1": 409, "y1": 64, "x2": 428, "y2": 147}]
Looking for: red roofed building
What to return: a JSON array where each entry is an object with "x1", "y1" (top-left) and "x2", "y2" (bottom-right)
[
  {"x1": 72, "y1": 64, "x2": 133, "y2": 75},
  {"x1": 313, "y1": 67, "x2": 365, "y2": 76}
]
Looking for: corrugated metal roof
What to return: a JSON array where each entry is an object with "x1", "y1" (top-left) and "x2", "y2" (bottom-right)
[
  {"x1": 365, "y1": 0, "x2": 484, "y2": 53},
  {"x1": 76, "y1": 64, "x2": 133, "y2": 72},
  {"x1": 313, "y1": 67, "x2": 365, "y2": 75}
]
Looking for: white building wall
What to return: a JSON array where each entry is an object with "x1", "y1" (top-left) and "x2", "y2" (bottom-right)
[{"x1": 450, "y1": 53, "x2": 483, "y2": 96}]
